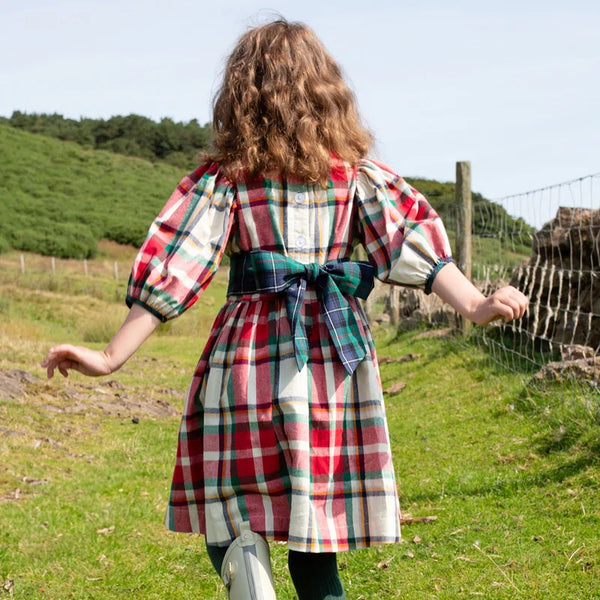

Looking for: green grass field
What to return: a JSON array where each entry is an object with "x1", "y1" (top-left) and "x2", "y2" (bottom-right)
[{"x1": 1, "y1": 250, "x2": 598, "y2": 600}]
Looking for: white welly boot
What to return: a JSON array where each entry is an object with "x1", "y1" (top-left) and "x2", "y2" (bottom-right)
[{"x1": 220, "y1": 522, "x2": 277, "y2": 600}]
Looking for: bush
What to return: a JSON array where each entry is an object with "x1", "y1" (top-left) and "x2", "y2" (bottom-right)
[
  {"x1": 103, "y1": 216, "x2": 149, "y2": 247},
  {"x1": 0, "y1": 216, "x2": 98, "y2": 258},
  {"x1": 7, "y1": 111, "x2": 211, "y2": 170},
  {"x1": 0, "y1": 124, "x2": 180, "y2": 259}
]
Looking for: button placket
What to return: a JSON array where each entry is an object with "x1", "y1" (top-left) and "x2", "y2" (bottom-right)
[{"x1": 290, "y1": 188, "x2": 311, "y2": 254}]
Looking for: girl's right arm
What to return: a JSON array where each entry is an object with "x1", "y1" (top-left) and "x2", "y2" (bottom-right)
[{"x1": 41, "y1": 303, "x2": 161, "y2": 379}]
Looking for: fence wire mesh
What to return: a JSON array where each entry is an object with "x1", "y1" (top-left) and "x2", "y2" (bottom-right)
[{"x1": 466, "y1": 172, "x2": 600, "y2": 395}]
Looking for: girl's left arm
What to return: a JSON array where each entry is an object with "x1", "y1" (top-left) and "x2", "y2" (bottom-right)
[
  {"x1": 431, "y1": 262, "x2": 528, "y2": 325},
  {"x1": 41, "y1": 303, "x2": 160, "y2": 378}
]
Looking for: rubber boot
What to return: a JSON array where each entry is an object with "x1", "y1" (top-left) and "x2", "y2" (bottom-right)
[{"x1": 220, "y1": 522, "x2": 276, "y2": 600}]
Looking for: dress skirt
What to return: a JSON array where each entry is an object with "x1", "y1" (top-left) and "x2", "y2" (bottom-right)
[{"x1": 165, "y1": 289, "x2": 402, "y2": 553}]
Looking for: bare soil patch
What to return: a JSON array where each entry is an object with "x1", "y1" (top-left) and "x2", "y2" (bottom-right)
[{"x1": 0, "y1": 368, "x2": 180, "y2": 419}]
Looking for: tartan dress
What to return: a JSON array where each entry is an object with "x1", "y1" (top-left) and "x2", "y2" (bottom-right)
[{"x1": 126, "y1": 157, "x2": 452, "y2": 553}]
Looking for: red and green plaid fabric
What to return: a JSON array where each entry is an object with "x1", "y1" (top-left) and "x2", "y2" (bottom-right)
[
  {"x1": 127, "y1": 157, "x2": 452, "y2": 552},
  {"x1": 228, "y1": 250, "x2": 375, "y2": 375}
]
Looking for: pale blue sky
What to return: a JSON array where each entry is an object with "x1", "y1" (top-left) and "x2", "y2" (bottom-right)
[{"x1": 1, "y1": 0, "x2": 599, "y2": 218}]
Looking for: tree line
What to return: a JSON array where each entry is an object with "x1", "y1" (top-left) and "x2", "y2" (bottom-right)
[{"x1": 2, "y1": 111, "x2": 212, "y2": 169}]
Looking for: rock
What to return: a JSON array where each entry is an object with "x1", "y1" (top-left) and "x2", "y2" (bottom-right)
[
  {"x1": 415, "y1": 328, "x2": 454, "y2": 339},
  {"x1": 10, "y1": 370, "x2": 40, "y2": 384},
  {"x1": 560, "y1": 345, "x2": 596, "y2": 361},
  {"x1": 0, "y1": 369, "x2": 40, "y2": 399},
  {"x1": 382, "y1": 286, "x2": 459, "y2": 330},
  {"x1": 0, "y1": 369, "x2": 178, "y2": 418},
  {"x1": 384, "y1": 381, "x2": 407, "y2": 395},
  {"x1": 532, "y1": 207, "x2": 600, "y2": 266},
  {"x1": 0, "y1": 377, "x2": 25, "y2": 400},
  {"x1": 102, "y1": 380, "x2": 126, "y2": 389},
  {"x1": 373, "y1": 313, "x2": 391, "y2": 325},
  {"x1": 511, "y1": 207, "x2": 600, "y2": 351},
  {"x1": 533, "y1": 356, "x2": 600, "y2": 383},
  {"x1": 379, "y1": 353, "x2": 421, "y2": 364}
]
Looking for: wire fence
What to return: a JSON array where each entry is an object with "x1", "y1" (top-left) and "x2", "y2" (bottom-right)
[{"x1": 468, "y1": 172, "x2": 600, "y2": 393}]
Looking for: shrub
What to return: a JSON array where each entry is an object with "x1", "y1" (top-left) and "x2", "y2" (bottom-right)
[{"x1": 1, "y1": 216, "x2": 98, "y2": 258}]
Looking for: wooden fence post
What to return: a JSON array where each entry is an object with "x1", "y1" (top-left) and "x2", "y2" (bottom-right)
[
  {"x1": 455, "y1": 161, "x2": 472, "y2": 335},
  {"x1": 20, "y1": 254, "x2": 25, "y2": 274}
]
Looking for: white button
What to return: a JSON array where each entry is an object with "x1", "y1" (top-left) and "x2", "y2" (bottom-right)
[
  {"x1": 295, "y1": 192, "x2": 304, "y2": 203},
  {"x1": 296, "y1": 235, "x2": 307, "y2": 247}
]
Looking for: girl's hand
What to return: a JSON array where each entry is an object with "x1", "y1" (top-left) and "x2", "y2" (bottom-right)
[
  {"x1": 470, "y1": 285, "x2": 529, "y2": 326},
  {"x1": 431, "y1": 263, "x2": 529, "y2": 326},
  {"x1": 41, "y1": 345, "x2": 113, "y2": 379},
  {"x1": 41, "y1": 305, "x2": 161, "y2": 380}
]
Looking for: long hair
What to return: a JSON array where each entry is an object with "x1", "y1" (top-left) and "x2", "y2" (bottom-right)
[{"x1": 207, "y1": 19, "x2": 373, "y2": 184}]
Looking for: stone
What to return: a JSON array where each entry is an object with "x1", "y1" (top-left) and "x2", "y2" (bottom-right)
[
  {"x1": 381, "y1": 286, "x2": 459, "y2": 331},
  {"x1": 533, "y1": 357, "x2": 600, "y2": 383},
  {"x1": 510, "y1": 207, "x2": 600, "y2": 351},
  {"x1": 560, "y1": 345, "x2": 596, "y2": 361}
]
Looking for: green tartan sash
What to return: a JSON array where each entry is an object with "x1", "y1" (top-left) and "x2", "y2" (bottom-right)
[{"x1": 227, "y1": 251, "x2": 375, "y2": 375}]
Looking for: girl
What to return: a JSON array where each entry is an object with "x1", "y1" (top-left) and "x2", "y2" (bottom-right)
[{"x1": 42, "y1": 19, "x2": 528, "y2": 600}]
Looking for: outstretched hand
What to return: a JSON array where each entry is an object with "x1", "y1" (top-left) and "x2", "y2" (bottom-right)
[
  {"x1": 41, "y1": 304, "x2": 162, "y2": 380},
  {"x1": 41, "y1": 344, "x2": 113, "y2": 379},
  {"x1": 470, "y1": 285, "x2": 529, "y2": 326},
  {"x1": 431, "y1": 263, "x2": 528, "y2": 326}
]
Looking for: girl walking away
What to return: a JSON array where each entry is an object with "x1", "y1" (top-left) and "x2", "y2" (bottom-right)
[{"x1": 42, "y1": 19, "x2": 528, "y2": 600}]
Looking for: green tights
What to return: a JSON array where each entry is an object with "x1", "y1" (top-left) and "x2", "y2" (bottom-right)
[{"x1": 206, "y1": 543, "x2": 346, "y2": 600}]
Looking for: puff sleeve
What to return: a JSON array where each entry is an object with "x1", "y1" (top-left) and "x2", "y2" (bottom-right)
[
  {"x1": 126, "y1": 162, "x2": 237, "y2": 321},
  {"x1": 355, "y1": 158, "x2": 453, "y2": 294}
]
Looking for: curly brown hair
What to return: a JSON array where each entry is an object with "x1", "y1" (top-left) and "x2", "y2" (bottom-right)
[{"x1": 207, "y1": 19, "x2": 373, "y2": 184}]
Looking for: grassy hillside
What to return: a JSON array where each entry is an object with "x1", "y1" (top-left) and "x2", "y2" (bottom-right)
[
  {"x1": 0, "y1": 124, "x2": 183, "y2": 258},
  {"x1": 0, "y1": 121, "x2": 533, "y2": 267},
  {"x1": 408, "y1": 176, "x2": 534, "y2": 262}
]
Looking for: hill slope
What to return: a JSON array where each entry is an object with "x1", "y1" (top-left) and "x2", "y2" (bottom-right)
[
  {"x1": 0, "y1": 121, "x2": 534, "y2": 259},
  {"x1": 407, "y1": 176, "x2": 533, "y2": 251},
  {"x1": 0, "y1": 124, "x2": 183, "y2": 257}
]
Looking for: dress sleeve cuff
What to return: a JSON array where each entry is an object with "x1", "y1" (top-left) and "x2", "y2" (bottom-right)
[
  {"x1": 424, "y1": 258, "x2": 453, "y2": 295},
  {"x1": 125, "y1": 295, "x2": 169, "y2": 322}
]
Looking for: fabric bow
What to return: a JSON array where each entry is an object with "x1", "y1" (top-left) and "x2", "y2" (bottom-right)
[{"x1": 228, "y1": 250, "x2": 375, "y2": 375}]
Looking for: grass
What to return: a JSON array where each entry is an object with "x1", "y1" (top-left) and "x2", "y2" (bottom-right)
[{"x1": 1, "y1": 253, "x2": 599, "y2": 599}]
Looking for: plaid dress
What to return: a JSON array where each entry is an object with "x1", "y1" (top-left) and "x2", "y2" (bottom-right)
[{"x1": 126, "y1": 157, "x2": 452, "y2": 553}]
